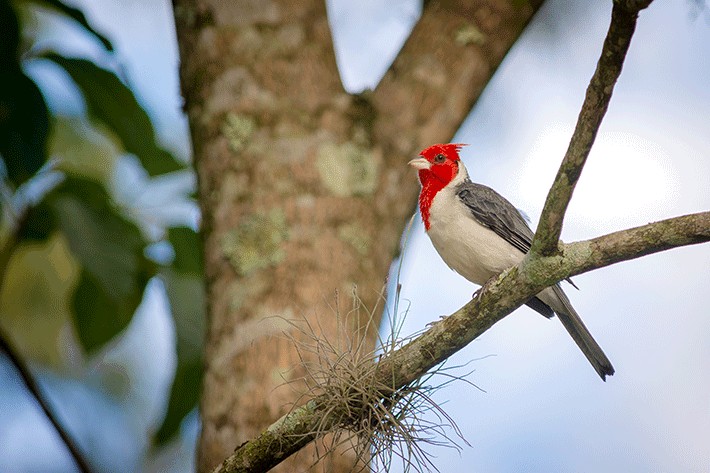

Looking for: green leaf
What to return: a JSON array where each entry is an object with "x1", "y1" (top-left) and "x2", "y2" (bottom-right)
[
  {"x1": 0, "y1": 234, "x2": 80, "y2": 368},
  {"x1": 155, "y1": 354, "x2": 201, "y2": 443},
  {"x1": 0, "y1": 3, "x2": 50, "y2": 186},
  {"x1": 0, "y1": 0, "x2": 20, "y2": 69},
  {"x1": 17, "y1": 200, "x2": 56, "y2": 242},
  {"x1": 72, "y1": 269, "x2": 141, "y2": 351},
  {"x1": 0, "y1": 72, "x2": 50, "y2": 186},
  {"x1": 29, "y1": 0, "x2": 114, "y2": 51},
  {"x1": 168, "y1": 226, "x2": 203, "y2": 274},
  {"x1": 47, "y1": 176, "x2": 152, "y2": 352},
  {"x1": 163, "y1": 270, "x2": 204, "y2": 362},
  {"x1": 156, "y1": 268, "x2": 205, "y2": 443},
  {"x1": 49, "y1": 115, "x2": 120, "y2": 182},
  {"x1": 43, "y1": 54, "x2": 183, "y2": 176}
]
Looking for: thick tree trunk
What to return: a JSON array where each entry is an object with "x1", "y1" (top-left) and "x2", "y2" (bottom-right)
[{"x1": 171, "y1": 0, "x2": 542, "y2": 471}]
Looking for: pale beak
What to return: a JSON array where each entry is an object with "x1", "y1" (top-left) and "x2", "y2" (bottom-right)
[{"x1": 408, "y1": 157, "x2": 431, "y2": 170}]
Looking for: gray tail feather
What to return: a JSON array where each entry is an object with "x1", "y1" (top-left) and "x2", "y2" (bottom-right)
[{"x1": 551, "y1": 285, "x2": 615, "y2": 381}]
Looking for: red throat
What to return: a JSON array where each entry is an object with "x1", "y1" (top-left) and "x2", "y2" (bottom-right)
[
  {"x1": 414, "y1": 143, "x2": 465, "y2": 230},
  {"x1": 418, "y1": 161, "x2": 458, "y2": 231}
]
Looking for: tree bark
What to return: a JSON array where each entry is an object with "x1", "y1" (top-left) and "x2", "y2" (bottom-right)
[{"x1": 171, "y1": 0, "x2": 543, "y2": 471}]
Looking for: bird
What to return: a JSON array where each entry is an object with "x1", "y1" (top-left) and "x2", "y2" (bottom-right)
[{"x1": 408, "y1": 143, "x2": 614, "y2": 380}]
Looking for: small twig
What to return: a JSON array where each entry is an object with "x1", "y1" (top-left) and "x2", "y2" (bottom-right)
[
  {"x1": 0, "y1": 330, "x2": 93, "y2": 473},
  {"x1": 531, "y1": 0, "x2": 654, "y2": 256}
]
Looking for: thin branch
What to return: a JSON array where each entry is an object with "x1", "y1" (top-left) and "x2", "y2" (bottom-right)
[
  {"x1": 566, "y1": 211, "x2": 710, "y2": 275},
  {"x1": 376, "y1": 211, "x2": 710, "y2": 389},
  {"x1": 213, "y1": 210, "x2": 710, "y2": 473},
  {"x1": 0, "y1": 192, "x2": 93, "y2": 473},
  {"x1": 0, "y1": 329, "x2": 93, "y2": 473},
  {"x1": 213, "y1": 399, "x2": 322, "y2": 473},
  {"x1": 530, "y1": 0, "x2": 654, "y2": 256},
  {"x1": 616, "y1": 0, "x2": 654, "y2": 11}
]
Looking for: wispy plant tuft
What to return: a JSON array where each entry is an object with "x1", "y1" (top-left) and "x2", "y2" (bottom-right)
[{"x1": 280, "y1": 216, "x2": 477, "y2": 472}]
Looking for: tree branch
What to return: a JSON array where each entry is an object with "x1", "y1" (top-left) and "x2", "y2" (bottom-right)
[
  {"x1": 371, "y1": 0, "x2": 544, "y2": 157},
  {"x1": 212, "y1": 211, "x2": 710, "y2": 473},
  {"x1": 375, "y1": 211, "x2": 710, "y2": 389},
  {"x1": 0, "y1": 329, "x2": 93, "y2": 473},
  {"x1": 530, "y1": 0, "x2": 654, "y2": 256},
  {"x1": 211, "y1": 400, "x2": 325, "y2": 473}
]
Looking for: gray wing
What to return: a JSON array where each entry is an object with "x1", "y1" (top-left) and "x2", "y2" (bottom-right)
[
  {"x1": 455, "y1": 180, "x2": 534, "y2": 255},
  {"x1": 456, "y1": 180, "x2": 579, "y2": 289},
  {"x1": 456, "y1": 180, "x2": 575, "y2": 318},
  {"x1": 456, "y1": 181, "x2": 611, "y2": 379}
]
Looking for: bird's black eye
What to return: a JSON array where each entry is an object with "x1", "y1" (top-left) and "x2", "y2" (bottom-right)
[{"x1": 434, "y1": 153, "x2": 446, "y2": 163}]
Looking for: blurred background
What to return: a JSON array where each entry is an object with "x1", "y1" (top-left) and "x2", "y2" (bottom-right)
[{"x1": 0, "y1": 0, "x2": 708, "y2": 472}]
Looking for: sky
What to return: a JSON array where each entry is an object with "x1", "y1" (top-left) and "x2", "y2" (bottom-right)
[{"x1": 2, "y1": 0, "x2": 709, "y2": 472}]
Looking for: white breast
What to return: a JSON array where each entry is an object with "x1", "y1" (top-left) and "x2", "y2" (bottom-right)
[{"x1": 426, "y1": 184, "x2": 524, "y2": 287}]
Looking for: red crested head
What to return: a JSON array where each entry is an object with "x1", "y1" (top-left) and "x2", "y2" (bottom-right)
[
  {"x1": 408, "y1": 143, "x2": 467, "y2": 231},
  {"x1": 419, "y1": 143, "x2": 465, "y2": 163}
]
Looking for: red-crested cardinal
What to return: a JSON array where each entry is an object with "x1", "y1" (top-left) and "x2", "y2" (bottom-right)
[{"x1": 409, "y1": 143, "x2": 614, "y2": 380}]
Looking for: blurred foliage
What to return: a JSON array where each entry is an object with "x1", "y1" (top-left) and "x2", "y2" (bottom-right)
[
  {"x1": 50, "y1": 116, "x2": 120, "y2": 181},
  {"x1": 0, "y1": 1, "x2": 49, "y2": 186},
  {"x1": 0, "y1": 233, "x2": 78, "y2": 366},
  {"x1": 0, "y1": 0, "x2": 203, "y2": 447},
  {"x1": 50, "y1": 176, "x2": 154, "y2": 352},
  {"x1": 30, "y1": 0, "x2": 114, "y2": 50},
  {"x1": 158, "y1": 227, "x2": 205, "y2": 443},
  {"x1": 44, "y1": 54, "x2": 183, "y2": 176}
]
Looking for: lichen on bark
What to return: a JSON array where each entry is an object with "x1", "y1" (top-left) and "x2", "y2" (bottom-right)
[
  {"x1": 221, "y1": 209, "x2": 288, "y2": 276},
  {"x1": 316, "y1": 142, "x2": 379, "y2": 197},
  {"x1": 221, "y1": 113, "x2": 256, "y2": 153}
]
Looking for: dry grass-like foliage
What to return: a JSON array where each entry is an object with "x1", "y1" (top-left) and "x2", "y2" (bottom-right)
[{"x1": 281, "y1": 284, "x2": 478, "y2": 473}]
